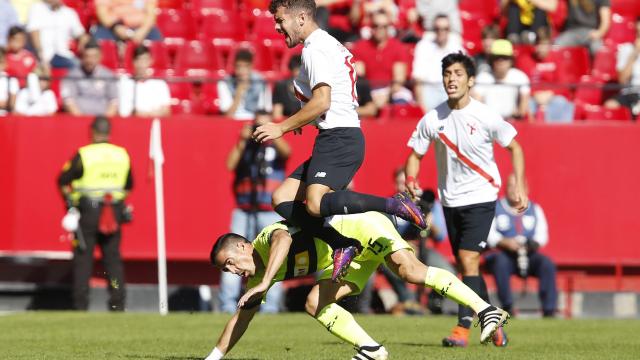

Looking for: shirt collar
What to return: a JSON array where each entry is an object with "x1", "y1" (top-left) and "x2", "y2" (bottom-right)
[{"x1": 304, "y1": 28, "x2": 323, "y2": 47}]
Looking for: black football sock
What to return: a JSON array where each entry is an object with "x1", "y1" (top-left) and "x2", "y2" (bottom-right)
[
  {"x1": 274, "y1": 201, "x2": 359, "y2": 249},
  {"x1": 457, "y1": 276, "x2": 485, "y2": 329},
  {"x1": 319, "y1": 190, "x2": 388, "y2": 217}
]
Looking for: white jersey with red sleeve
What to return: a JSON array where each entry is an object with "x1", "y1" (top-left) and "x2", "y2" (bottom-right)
[
  {"x1": 293, "y1": 29, "x2": 360, "y2": 129},
  {"x1": 407, "y1": 98, "x2": 517, "y2": 208}
]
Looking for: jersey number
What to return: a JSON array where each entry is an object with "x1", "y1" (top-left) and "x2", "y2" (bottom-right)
[{"x1": 344, "y1": 55, "x2": 357, "y2": 102}]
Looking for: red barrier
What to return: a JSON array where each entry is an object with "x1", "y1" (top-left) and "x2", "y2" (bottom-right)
[{"x1": 1, "y1": 116, "x2": 640, "y2": 266}]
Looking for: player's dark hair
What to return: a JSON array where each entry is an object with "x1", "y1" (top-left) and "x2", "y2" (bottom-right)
[
  {"x1": 481, "y1": 24, "x2": 500, "y2": 40},
  {"x1": 91, "y1": 116, "x2": 111, "y2": 135},
  {"x1": 441, "y1": 51, "x2": 476, "y2": 78},
  {"x1": 83, "y1": 38, "x2": 101, "y2": 52},
  {"x1": 133, "y1": 44, "x2": 151, "y2": 59},
  {"x1": 269, "y1": 0, "x2": 316, "y2": 17},
  {"x1": 234, "y1": 48, "x2": 254, "y2": 64},
  {"x1": 210, "y1": 233, "x2": 249, "y2": 265},
  {"x1": 8, "y1": 26, "x2": 27, "y2": 39},
  {"x1": 288, "y1": 54, "x2": 301, "y2": 71}
]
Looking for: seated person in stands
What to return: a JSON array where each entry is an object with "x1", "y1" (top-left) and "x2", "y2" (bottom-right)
[
  {"x1": 486, "y1": 173, "x2": 557, "y2": 317},
  {"x1": 0, "y1": 48, "x2": 19, "y2": 115},
  {"x1": 27, "y1": 0, "x2": 87, "y2": 70},
  {"x1": 517, "y1": 28, "x2": 574, "y2": 122},
  {"x1": 118, "y1": 44, "x2": 171, "y2": 117},
  {"x1": 473, "y1": 39, "x2": 531, "y2": 120},
  {"x1": 604, "y1": 17, "x2": 640, "y2": 119},
  {"x1": 272, "y1": 55, "x2": 302, "y2": 119},
  {"x1": 93, "y1": 0, "x2": 162, "y2": 43},
  {"x1": 14, "y1": 66, "x2": 58, "y2": 116},
  {"x1": 5, "y1": 26, "x2": 37, "y2": 88},
  {"x1": 351, "y1": 10, "x2": 413, "y2": 109},
  {"x1": 501, "y1": 0, "x2": 558, "y2": 44},
  {"x1": 474, "y1": 24, "x2": 501, "y2": 75},
  {"x1": 61, "y1": 39, "x2": 119, "y2": 116},
  {"x1": 554, "y1": 0, "x2": 610, "y2": 55},
  {"x1": 217, "y1": 49, "x2": 271, "y2": 121}
]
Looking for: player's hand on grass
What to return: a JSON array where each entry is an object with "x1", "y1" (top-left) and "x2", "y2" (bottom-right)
[
  {"x1": 253, "y1": 122, "x2": 284, "y2": 143},
  {"x1": 237, "y1": 282, "x2": 269, "y2": 309}
]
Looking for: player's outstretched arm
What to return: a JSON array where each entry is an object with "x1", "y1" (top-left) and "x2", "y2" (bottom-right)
[
  {"x1": 237, "y1": 229, "x2": 292, "y2": 308},
  {"x1": 505, "y1": 139, "x2": 528, "y2": 212},
  {"x1": 404, "y1": 150, "x2": 424, "y2": 199},
  {"x1": 205, "y1": 306, "x2": 259, "y2": 360},
  {"x1": 253, "y1": 85, "x2": 330, "y2": 143}
]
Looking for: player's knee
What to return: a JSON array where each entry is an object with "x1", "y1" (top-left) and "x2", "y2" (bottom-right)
[
  {"x1": 305, "y1": 295, "x2": 319, "y2": 316},
  {"x1": 305, "y1": 199, "x2": 322, "y2": 217}
]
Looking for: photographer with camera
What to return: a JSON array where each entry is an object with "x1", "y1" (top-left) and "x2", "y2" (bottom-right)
[
  {"x1": 218, "y1": 110, "x2": 291, "y2": 313},
  {"x1": 486, "y1": 174, "x2": 557, "y2": 318},
  {"x1": 58, "y1": 116, "x2": 133, "y2": 311}
]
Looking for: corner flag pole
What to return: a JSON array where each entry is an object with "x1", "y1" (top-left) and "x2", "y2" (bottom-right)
[{"x1": 150, "y1": 118, "x2": 168, "y2": 315}]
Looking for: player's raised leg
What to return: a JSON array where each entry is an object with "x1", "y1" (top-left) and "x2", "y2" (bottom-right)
[
  {"x1": 385, "y1": 248, "x2": 510, "y2": 344},
  {"x1": 306, "y1": 280, "x2": 388, "y2": 360}
]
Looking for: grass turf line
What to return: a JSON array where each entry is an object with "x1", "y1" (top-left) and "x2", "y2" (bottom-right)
[{"x1": 1, "y1": 312, "x2": 639, "y2": 359}]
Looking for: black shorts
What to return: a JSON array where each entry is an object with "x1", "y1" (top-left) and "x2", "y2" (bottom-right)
[
  {"x1": 289, "y1": 127, "x2": 364, "y2": 190},
  {"x1": 443, "y1": 201, "x2": 496, "y2": 254}
]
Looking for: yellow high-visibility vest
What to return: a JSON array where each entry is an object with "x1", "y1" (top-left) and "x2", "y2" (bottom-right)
[{"x1": 71, "y1": 143, "x2": 130, "y2": 203}]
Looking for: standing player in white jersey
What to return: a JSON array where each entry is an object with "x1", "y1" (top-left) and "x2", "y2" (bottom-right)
[
  {"x1": 404, "y1": 52, "x2": 527, "y2": 348},
  {"x1": 253, "y1": 0, "x2": 426, "y2": 282}
]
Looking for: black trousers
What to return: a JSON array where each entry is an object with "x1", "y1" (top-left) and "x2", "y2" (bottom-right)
[{"x1": 72, "y1": 200, "x2": 126, "y2": 311}]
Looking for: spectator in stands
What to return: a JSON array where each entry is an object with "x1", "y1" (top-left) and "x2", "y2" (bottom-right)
[
  {"x1": 474, "y1": 24, "x2": 501, "y2": 75},
  {"x1": 14, "y1": 66, "x2": 58, "y2": 116},
  {"x1": 61, "y1": 40, "x2": 119, "y2": 116},
  {"x1": 502, "y1": 0, "x2": 558, "y2": 44},
  {"x1": 5, "y1": 26, "x2": 37, "y2": 88},
  {"x1": 355, "y1": 74, "x2": 378, "y2": 118},
  {"x1": 519, "y1": 28, "x2": 575, "y2": 122},
  {"x1": 219, "y1": 110, "x2": 290, "y2": 314},
  {"x1": 349, "y1": 0, "x2": 399, "y2": 38},
  {"x1": 412, "y1": 14, "x2": 465, "y2": 112},
  {"x1": 118, "y1": 44, "x2": 171, "y2": 117},
  {"x1": 58, "y1": 116, "x2": 133, "y2": 311},
  {"x1": 218, "y1": 49, "x2": 271, "y2": 121},
  {"x1": 486, "y1": 173, "x2": 557, "y2": 317},
  {"x1": 273, "y1": 55, "x2": 302, "y2": 119},
  {"x1": 27, "y1": 0, "x2": 87, "y2": 70},
  {"x1": 93, "y1": 0, "x2": 162, "y2": 43},
  {"x1": 554, "y1": 0, "x2": 611, "y2": 55},
  {"x1": 604, "y1": 17, "x2": 640, "y2": 119},
  {"x1": 351, "y1": 10, "x2": 413, "y2": 109},
  {"x1": 415, "y1": 0, "x2": 463, "y2": 44},
  {"x1": 474, "y1": 39, "x2": 531, "y2": 120},
  {"x1": 0, "y1": 49, "x2": 19, "y2": 115},
  {"x1": 0, "y1": 0, "x2": 20, "y2": 49}
]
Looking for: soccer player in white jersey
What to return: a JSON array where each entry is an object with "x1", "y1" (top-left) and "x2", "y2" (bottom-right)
[
  {"x1": 404, "y1": 52, "x2": 527, "y2": 348},
  {"x1": 253, "y1": 0, "x2": 426, "y2": 282}
]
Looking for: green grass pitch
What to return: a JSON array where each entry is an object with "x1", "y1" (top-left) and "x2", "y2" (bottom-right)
[{"x1": 1, "y1": 312, "x2": 639, "y2": 359}]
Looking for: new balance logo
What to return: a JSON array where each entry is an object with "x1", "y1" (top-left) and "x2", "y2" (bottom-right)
[
  {"x1": 479, "y1": 241, "x2": 487, "y2": 249},
  {"x1": 314, "y1": 172, "x2": 327, "y2": 178}
]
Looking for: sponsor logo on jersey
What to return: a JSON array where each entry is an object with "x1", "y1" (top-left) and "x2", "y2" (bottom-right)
[{"x1": 438, "y1": 126, "x2": 445, "y2": 132}]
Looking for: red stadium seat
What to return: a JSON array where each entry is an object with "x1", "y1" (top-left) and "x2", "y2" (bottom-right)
[
  {"x1": 576, "y1": 103, "x2": 632, "y2": 121},
  {"x1": 242, "y1": 0, "x2": 270, "y2": 11},
  {"x1": 606, "y1": 14, "x2": 636, "y2": 45},
  {"x1": 192, "y1": 81, "x2": 220, "y2": 114},
  {"x1": 174, "y1": 40, "x2": 219, "y2": 78},
  {"x1": 99, "y1": 40, "x2": 120, "y2": 71},
  {"x1": 379, "y1": 104, "x2": 424, "y2": 120},
  {"x1": 156, "y1": 8, "x2": 195, "y2": 46},
  {"x1": 248, "y1": 10, "x2": 280, "y2": 40},
  {"x1": 574, "y1": 75, "x2": 604, "y2": 106},
  {"x1": 550, "y1": 46, "x2": 591, "y2": 85},
  {"x1": 461, "y1": 12, "x2": 489, "y2": 56},
  {"x1": 592, "y1": 44, "x2": 618, "y2": 82},
  {"x1": 199, "y1": 10, "x2": 244, "y2": 43},
  {"x1": 611, "y1": 0, "x2": 640, "y2": 17},
  {"x1": 192, "y1": 0, "x2": 238, "y2": 16},
  {"x1": 157, "y1": 0, "x2": 184, "y2": 9},
  {"x1": 459, "y1": 0, "x2": 499, "y2": 21}
]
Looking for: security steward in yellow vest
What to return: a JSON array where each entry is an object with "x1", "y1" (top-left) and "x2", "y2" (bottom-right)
[{"x1": 58, "y1": 116, "x2": 133, "y2": 311}]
